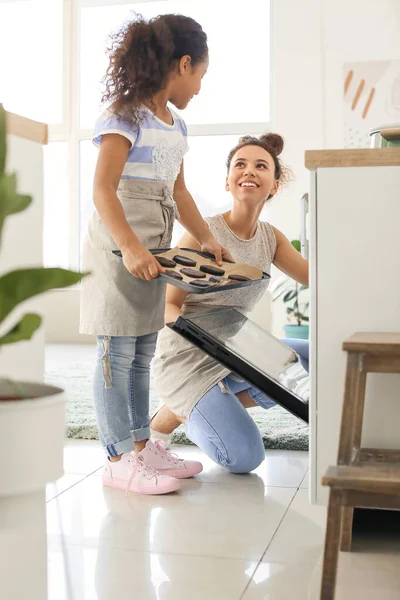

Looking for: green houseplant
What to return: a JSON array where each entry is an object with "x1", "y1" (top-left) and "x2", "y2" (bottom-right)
[
  {"x1": 271, "y1": 239, "x2": 309, "y2": 340},
  {"x1": 0, "y1": 104, "x2": 85, "y2": 394}
]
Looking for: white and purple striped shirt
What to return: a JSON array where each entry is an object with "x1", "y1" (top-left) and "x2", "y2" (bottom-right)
[{"x1": 93, "y1": 105, "x2": 188, "y2": 184}]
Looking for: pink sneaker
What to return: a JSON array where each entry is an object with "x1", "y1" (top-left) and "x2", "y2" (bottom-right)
[
  {"x1": 102, "y1": 453, "x2": 181, "y2": 495},
  {"x1": 138, "y1": 440, "x2": 203, "y2": 479}
]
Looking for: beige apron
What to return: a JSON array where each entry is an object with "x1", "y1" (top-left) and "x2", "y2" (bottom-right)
[
  {"x1": 153, "y1": 214, "x2": 277, "y2": 417},
  {"x1": 79, "y1": 180, "x2": 178, "y2": 337}
]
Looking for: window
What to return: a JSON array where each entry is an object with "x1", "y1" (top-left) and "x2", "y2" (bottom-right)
[
  {"x1": 0, "y1": 0, "x2": 63, "y2": 123},
  {"x1": 79, "y1": 0, "x2": 270, "y2": 128},
  {"x1": 1, "y1": 0, "x2": 270, "y2": 269}
]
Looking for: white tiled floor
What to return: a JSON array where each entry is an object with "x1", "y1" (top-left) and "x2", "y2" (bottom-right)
[{"x1": 46, "y1": 440, "x2": 400, "y2": 599}]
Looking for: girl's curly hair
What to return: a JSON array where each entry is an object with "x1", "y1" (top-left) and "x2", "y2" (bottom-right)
[
  {"x1": 226, "y1": 133, "x2": 292, "y2": 197},
  {"x1": 102, "y1": 13, "x2": 208, "y2": 122}
]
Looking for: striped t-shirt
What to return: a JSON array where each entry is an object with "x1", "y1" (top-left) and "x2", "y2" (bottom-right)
[{"x1": 93, "y1": 105, "x2": 188, "y2": 184}]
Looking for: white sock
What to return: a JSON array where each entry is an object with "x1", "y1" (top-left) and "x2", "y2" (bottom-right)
[{"x1": 150, "y1": 429, "x2": 171, "y2": 448}]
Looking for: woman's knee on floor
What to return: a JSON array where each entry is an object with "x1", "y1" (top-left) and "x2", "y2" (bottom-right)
[
  {"x1": 223, "y1": 437, "x2": 265, "y2": 474},
  {"x1": 187, "y1": 383, "x2": 266, "y2": 474}
]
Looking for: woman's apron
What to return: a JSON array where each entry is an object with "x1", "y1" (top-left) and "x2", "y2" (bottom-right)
[{"x1": 79, "y1": 180, "x2": 178, "y2": 337}]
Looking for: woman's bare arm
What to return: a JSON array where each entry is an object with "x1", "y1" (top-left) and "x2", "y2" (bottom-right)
[{"x1": 272, "y1": 226, "x2": 309, "y2": 286}]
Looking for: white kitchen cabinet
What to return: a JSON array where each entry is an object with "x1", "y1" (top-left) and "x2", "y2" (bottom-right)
[{"x1": 306, "y1": 148, "x2": 400, "y2": 505}]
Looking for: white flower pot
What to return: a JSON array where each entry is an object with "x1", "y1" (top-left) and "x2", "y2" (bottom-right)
[{"x1": 0, "y1": 381, "x2": 65, "y2": 600}]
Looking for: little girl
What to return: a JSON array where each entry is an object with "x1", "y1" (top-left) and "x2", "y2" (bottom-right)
[{"x1": 80, "y1": 13, "x2": 230, "y2": 495}]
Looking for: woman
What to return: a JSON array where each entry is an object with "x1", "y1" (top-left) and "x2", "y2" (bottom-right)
[{"x1": 151, "y1": 133, "x2": 309, "y2": 474}]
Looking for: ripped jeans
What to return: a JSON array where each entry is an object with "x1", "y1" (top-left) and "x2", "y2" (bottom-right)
[{"x1": 93, "y1": 334, "x2": 157, "y2": 457}]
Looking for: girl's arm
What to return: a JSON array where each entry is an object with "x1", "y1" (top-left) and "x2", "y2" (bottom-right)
[
  {"x1": 272, "y1": 227, "x2": 309, "y2": 286},
  {"x1": 94, "y1": 134, "x2": 164, "y2": 280},
  {"x1": 174, "y1": 164, "x2": 233, "y2": 266},
  {"x1": 164, "y1": 230, "x2": 201, "y2": 323}
]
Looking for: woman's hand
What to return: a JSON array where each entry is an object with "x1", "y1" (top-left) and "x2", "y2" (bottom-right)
[
  {"x1": 200, "y1": 236, "x2": 234, "y2": 266},
  {"x1": 122, "y1": 244, "x2": 164, "y2": 280}
]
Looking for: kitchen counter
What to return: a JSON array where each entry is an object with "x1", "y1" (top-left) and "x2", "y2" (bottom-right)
[{"x1": 305, "y1": 148, "x2": 400, "y2": 169}]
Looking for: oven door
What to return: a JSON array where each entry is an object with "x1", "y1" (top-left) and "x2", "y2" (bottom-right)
[{"x1": 168, "y1": 307, "x2": 309, "y2": 423}]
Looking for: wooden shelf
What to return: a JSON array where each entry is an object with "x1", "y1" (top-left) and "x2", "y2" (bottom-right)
[{"x1": 6, "y1": 111, "x2": 48, "y2": 145}]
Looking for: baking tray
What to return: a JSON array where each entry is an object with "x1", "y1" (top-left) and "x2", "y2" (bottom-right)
[{"x1": 112, "y1": 247, "x2": 270, "y2": 294}]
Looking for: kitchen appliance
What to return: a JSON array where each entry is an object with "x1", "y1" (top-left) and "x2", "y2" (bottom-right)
[{"x1": 369, "y1": 124, "x2": 400, "y2": 148}]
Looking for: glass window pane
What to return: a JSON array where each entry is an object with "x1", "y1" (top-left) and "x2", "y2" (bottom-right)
[
  {"x1": 172, "y1": 134, "x2": 241, "y2": 246},
  {"x1": 43, "y1": 143, "x2": 69, "y2": 268},
  {"x1": 174, "y1": 0, "x2": 271, "y2": 125},
  {"x1": 0, "y1": 0, "x2": 63, "y2": 123},
  {"x1": 79, "y1": 4, "x2": 131, "y2": 130},
  {"x1": 79, "y1": 0, "x2": 270, "y2": 129}
]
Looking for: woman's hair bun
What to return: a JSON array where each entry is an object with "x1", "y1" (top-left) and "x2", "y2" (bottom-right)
[{"x1": 259, "y1": 133, "x2": 284, "y2": 156}]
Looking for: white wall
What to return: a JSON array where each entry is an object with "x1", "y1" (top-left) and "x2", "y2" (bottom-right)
[
  {"x1": 43, "y1": 289, "x2": 95, "y2": 344},
  {"x1": 0, "y1": 134, "x2": 44, "y2": 381},
  {"x1": 269, "y1": 0, "x2": 400, "y2": 336},
  {"x1": 323, "y1": 0, "x2": 400, "y2": 148}
]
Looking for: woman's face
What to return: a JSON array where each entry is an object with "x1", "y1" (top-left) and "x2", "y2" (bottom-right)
[{"x1": 226, "y1": 145, "x2": 279, "y2": 204}]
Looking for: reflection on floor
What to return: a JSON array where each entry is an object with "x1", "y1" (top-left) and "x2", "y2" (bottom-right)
[{"x1": 47, "y1": 440, "x2": 400, "y2": 599}]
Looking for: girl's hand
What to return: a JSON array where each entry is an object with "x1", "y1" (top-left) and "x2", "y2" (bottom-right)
[
  {"x1": 122, "y1": 245, "x2": 165, "y2": 280},
  {"x1": 200, "y1": 236, "x2": 234, "y2": 266}
]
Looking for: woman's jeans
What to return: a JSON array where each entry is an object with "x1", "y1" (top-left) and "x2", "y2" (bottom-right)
[{"x1": 186, "y1": 338, "x2": 309, "y2": 473}]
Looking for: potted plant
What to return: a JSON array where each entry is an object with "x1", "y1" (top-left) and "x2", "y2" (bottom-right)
[
  {"x1": 271, "y1": 240, "x2": 309, "y2": 340},
  {"x1": 0, "y1": 104, "x2": 86, "y2": 600}
]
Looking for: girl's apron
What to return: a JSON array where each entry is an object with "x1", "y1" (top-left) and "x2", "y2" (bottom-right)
[{"x1": 79, "y1": 180, "x2": 178, "y2": 337}]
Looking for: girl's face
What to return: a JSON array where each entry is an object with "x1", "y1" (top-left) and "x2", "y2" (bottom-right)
[
  {"x1": 169, "y1": 56, "x2": 208, "y2": 110},
  {"x1": 226, "y1": 145, "x2": 279, "y2": 205}
]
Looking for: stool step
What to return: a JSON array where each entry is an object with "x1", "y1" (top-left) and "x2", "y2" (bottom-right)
[
  {"x1": 343, "y1": 332, "x2": 400, "y2": 355},
  {"x1": 322, "y1": 464, "x2": 400, "y2": 492}
]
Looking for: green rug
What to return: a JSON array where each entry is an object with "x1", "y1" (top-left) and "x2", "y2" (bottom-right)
[{"x1": 45, "y1": 360, "x2": 309, "y2": 451}]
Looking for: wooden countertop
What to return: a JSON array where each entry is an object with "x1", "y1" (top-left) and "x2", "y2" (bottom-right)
[
  {"x1": 6, "y1": 111, "x2": 48, "y2": 145},
  {"x1": 305, "y1": 148, "x2": 400, "y2": 169}
]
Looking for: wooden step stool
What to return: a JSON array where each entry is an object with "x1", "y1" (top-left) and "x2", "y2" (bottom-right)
[{"x1": 320, "y1": 332, "x2": 400, "y2": 600}]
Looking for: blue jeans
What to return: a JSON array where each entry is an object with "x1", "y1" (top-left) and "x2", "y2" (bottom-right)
[
  {"x1": 186, "y1": 338, "x2": 309, "y2": 474},
  {"x1": 93, "y1": 334, "x2": 157, "y2": 457}
]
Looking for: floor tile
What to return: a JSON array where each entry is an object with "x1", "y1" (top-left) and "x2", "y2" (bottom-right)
[
  {"x1": 335, "y1": 587, "x2": 400, "y2": 600},
  {"x1": 63, "y1": 439, "x2": 104, "y2": 475},
  {"x1": 333, "y1": 537, "x2": 400, "y2": 572},
  {"x1": 263, "y1": 489, "x2": 326, "y2": 565},
  {"x1": 300, "y1": 470, "x2": 309, "y2": 489},
  {"x1": 47, "y1": 474, "x2": 295, "y2": 560},
  {"x1": 48, "y1": 542, "x2": 258, "y2": 600},
  {"x1": 179, "y1": 446, "x2": 308, "y2": 489},
  {"x1": 242, "y1": 561, "x2": 322, "y2": 600},
  {"x1": 46, "y1": 474, "x2": 87, "y2": 502},
  {"x1": 243, "y1": 560, "x2": 400, "y2": 600},
  {"x1": 47, "y1": 441, "x2": 400, "y2": 599}
]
